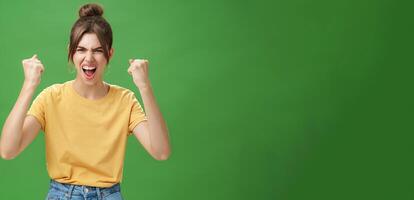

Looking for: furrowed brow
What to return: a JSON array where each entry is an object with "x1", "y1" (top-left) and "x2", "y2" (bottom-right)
[{"x1": 76, "y1": 46, "x2": 103, "y2": 50}]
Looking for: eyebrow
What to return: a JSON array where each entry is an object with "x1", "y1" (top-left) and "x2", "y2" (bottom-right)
[{"x1": 76, "y1": 46, "x2": 103, "y2": 50}]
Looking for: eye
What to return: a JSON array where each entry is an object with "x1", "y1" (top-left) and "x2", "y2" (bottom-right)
[
  {"x1": 76, "y1": 48, "x2": 86, "y2": 52},
  {"x1": 94, "y1": 49, "x2": 104, "y2": 53}
]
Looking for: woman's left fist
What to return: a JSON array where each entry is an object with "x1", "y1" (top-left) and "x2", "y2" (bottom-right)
[{"x1": 128, "y1": 59, "x2": 150, "y2": 89}]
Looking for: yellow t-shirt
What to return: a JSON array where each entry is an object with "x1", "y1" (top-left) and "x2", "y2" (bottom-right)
[{"x1": 27, "y1": 80, "x2": 147, "y2": 187}]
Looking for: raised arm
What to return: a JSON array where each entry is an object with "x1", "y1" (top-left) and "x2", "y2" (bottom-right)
[
  {"x1": 128, "y1": 59, "x2": 171, "y2": 161},
  {"x1": 0, "y1": 55, "x2": 44, "y2": 160}
]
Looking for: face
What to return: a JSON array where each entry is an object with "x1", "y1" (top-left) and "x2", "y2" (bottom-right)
[{"x1": 72, "y1": 33, "x2": 113, "y2": 86}]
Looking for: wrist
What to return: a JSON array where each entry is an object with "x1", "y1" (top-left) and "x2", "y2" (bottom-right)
[
  {"x1": 22, "y1": 81, "x2": 38, "y2": 91},
  {"x1": 134, "y1": 80, "x2": 152, "y2": 91},
  {"x1": 137, "y1": 84, "x2": 152, "y2": 92}
]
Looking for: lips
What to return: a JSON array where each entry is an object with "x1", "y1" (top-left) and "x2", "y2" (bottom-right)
[{"x1": 81, "y1": 65, "x2": 97, "y2": 80}]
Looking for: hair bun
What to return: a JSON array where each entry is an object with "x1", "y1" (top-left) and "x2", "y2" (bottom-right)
[{"x1": 79, "y1": 3, "x2": 104, "y2": 18}]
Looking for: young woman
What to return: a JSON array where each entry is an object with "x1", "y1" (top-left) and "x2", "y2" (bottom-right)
[{"x1": 0, "y1": 3, "x2": 171, "y2": 200}]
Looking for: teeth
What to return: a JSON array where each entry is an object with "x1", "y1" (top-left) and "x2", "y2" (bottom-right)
[{"x1": 82, "y1": 66, "x2": 96, "y2": 70}]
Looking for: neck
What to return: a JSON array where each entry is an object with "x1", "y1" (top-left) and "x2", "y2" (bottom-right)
[{"x1": 72, "y1": 79, "x2": 109, "y2": 100}]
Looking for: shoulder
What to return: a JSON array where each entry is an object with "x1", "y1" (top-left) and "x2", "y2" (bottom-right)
[
  {"x1": 42, "y1": 81, "x2": 71, "y2": 96},
  {"x1": 36, "y1": 82, "x2": 66, "y2": 98},
  {"x1": 108, "y1": 83, "x2": 138, "y2": 102},
  {"x1": 46, "y1": 82, "x2": 66, "y2": 93}
]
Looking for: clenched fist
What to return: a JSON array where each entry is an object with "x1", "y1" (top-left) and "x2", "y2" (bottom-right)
[
  {"x1": 22, "y1": 54, "x2": 44, "y2": 87},
  {"x1": 127, "y1": 59, "x2": 150, "y2": 89}
]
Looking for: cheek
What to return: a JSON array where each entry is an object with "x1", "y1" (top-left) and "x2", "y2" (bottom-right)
[
  {"x1": 96, "y1": 58, "x2": 108, "y2": 68},
  {"x1": 72, "y1": 54, "x2": 82, "y2": 65},
  {"x1": 96, "y1": 54, "x2": 107, "y2": 63}
]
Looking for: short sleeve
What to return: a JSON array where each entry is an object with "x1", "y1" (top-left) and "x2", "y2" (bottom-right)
[
  {"x1": 128, "y1": 93, "x2": 147, "y2": 135},
  {"x1": 27, "y1": 88, "x2": 49, "y2": 131}
]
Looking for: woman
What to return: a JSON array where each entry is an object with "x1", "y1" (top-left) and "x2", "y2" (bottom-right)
[{"x1": 0, "y1": 3, "x2": 171, "y2": 200}]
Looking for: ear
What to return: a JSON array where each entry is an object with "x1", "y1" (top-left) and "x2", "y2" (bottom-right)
[{"x1": 109, "y1": 48, "x2": 114, "y2": 59}]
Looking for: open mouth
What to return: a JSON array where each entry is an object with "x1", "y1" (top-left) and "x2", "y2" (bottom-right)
[{"x1": 82, "y1": 66, "x2": 97, "y2": 79}]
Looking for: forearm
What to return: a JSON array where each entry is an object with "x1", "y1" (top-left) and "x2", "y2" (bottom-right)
[
  {"x1": 138, "y1": 84, "x2": 171, "y2": 159},
  {"x1": 1, "y1": 82, "x2": 36, "y2": 157}
]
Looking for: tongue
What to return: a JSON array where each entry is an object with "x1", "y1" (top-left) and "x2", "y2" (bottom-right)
[{"x1": 85, "y1": 70, "x2": 94, "y2": 77}]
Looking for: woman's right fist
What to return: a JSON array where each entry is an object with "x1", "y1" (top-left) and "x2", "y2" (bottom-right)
[{"x1": 22, "y1": 54, "x2": 44, "y2": 87}]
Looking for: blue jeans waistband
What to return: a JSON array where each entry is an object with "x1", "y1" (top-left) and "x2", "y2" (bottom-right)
[{"x1": 48, "y1": 179, "x2": 121, "y2": 199}]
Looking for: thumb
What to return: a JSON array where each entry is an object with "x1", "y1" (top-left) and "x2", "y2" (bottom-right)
[
  {"x1": 129, "y1": 59, "x2": 134, "y2": 64},
  {"x1": 32, "y1": 54, "x2": 38, "y2": 59}
]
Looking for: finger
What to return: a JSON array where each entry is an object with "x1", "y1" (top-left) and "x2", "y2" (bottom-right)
[
  {"x1": 129, "y1": 59, "x2": 134, "y2": 64},
  {"x1": 32, "y1": 58, "x2": 41, "y2": 63},
  {"x1": 34, "y1": 63, "x2": 42, "y2": 69}
]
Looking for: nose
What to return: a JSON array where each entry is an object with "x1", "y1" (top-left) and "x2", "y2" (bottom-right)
[{"x1": 84, "y1": 51, "x2": 94, "y2": 62}]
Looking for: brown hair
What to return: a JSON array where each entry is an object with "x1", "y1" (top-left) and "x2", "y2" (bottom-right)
[{"x1": 68, "y1": 3, "x2": 113, "y2": 63}]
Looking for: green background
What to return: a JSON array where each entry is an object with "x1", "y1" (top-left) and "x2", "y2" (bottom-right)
[{"x1": 0, "y1": 0, "x2": 413, "y2": 199}]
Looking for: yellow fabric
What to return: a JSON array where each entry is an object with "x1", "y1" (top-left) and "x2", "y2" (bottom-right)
[{"x1": 27, "y1": 80, "x2": 147, "y2": 187}]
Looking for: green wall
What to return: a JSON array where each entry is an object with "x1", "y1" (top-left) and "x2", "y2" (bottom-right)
[{"x1": 0, "y1": 0, "x2": 413, "y2": 199}]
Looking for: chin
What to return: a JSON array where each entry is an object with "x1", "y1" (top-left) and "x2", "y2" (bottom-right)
[{"x1": 82, "y1": 79, "x2": 99, "y2": 85}]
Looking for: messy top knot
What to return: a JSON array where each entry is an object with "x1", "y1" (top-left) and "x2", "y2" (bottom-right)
[
  {"x1": 79, "y1": 3, "x2": 104, "y2": 18},
  {"x1": 68, "y1": 3, "x2": 113, "y2": 64}
]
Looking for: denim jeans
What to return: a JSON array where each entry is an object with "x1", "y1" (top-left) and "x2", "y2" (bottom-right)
[{"x1": 45, "y1": 179, "x2": 123, "y2": 200}]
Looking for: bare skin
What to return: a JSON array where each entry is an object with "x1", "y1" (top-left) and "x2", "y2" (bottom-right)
[
  {"x1": 0, "y1": 55, "x2": 44, "y2": 159},
  {"x1": 0, "y1": 33, "x2": 171, "y2": 160}
]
